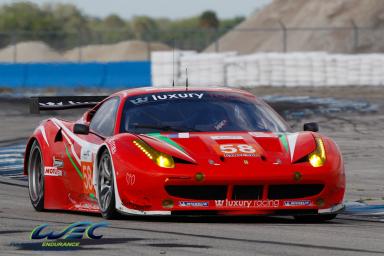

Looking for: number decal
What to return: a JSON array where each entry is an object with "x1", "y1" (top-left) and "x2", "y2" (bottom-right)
[
  {"x1": 220, "y1": 144, "x2": 238, "y2": 153},
  {"x1": 237, "y1": 144, "x2": 256, "y2": 153},
  {"x1": 83, "y1": 165, "x2": 93, "y2": 191},
  {"x1": 218, "y1": 144, "x2": 259, "y2": 157}
]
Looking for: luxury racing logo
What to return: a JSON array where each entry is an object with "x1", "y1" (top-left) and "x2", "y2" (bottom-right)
[
  {"x1": 28, "y1": 221, "x2": 109, "y2": 248},
  {"x1": 130, "y1": 93, "x2": 204, "y2": 105},
  {"x1": 215, "y1": 200, "x2": 280, "y2": 208}
]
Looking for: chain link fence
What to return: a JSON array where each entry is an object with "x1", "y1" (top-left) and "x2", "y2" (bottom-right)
[{"x1": 1, "y1": 22, "x2": 384, "y2": 63}]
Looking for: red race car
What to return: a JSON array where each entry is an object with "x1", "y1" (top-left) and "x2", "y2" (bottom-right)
[{"x1": 25, "y1": 87, "x2": 345, "y2": 221}]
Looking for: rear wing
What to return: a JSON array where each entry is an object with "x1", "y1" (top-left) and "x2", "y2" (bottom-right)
[{"x1": 30, "y1": 96, "x2": 108, "y2": 114}]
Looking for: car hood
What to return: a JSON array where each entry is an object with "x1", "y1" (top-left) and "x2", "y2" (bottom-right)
[{"x1": 137, "y1": 131, "x2": 317, "y2": 166}]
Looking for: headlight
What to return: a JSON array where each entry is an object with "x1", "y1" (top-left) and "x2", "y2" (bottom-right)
[
  {"x1": 133, "y1": 140, "x2": 175, "y2": 168},
  {"x1": 308, "y1": 137, "x2": 326, "y2": 167}
]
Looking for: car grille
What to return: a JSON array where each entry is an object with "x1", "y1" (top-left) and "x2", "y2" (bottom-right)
[
  {"x1": 268, "y1": 184, "x2": 324, "y2": 199},
  {"x1": 165, "y1": 185, "x2": 227, "y2": 200},
  {"x1": 232, "y1": 185, "x2": 263, "y2": 200},
  {"x1": 165, "y1": 184, "x2": 324, "y2": 201}
]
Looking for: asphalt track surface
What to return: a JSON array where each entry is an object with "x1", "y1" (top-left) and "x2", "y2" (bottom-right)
[{"x1": 1, "y1": 87, "x2": 384, "y2": 255}]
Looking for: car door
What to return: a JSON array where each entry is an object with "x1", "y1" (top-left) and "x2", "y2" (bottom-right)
[{"x1": 75, "y1": 97, "x2": 120, "y2": 209}]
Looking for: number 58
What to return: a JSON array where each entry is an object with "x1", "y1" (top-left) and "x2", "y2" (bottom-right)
[{"x1": 220, "y1": 144, "x2": 256, "y2": 154}]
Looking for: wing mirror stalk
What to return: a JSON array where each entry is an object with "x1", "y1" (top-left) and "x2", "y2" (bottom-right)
[{"x1": 303, "y1": 122, "x2": 319, "y2": 132}]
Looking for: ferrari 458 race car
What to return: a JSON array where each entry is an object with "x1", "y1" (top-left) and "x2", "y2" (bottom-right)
[{"x1": 25, "y1": 87, "x2": 345, "y2": 221}]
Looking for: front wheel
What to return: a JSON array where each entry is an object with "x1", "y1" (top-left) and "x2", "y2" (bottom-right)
[
  {"x1": 28, "y1": 141, "x2": 45, "y2": 211},
  {"x1": 97, "y1": 149, "x2": 118, "y2": 219},
  {"x1": 294, "y1": 214, "x2": 337, "y2": 222}
]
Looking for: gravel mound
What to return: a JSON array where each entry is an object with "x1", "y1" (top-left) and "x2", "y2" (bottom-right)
[
  {"x1": 0, "y1": 40, "x2": 171, "y2": 63},
  {"x1": 207, "y1": 0, "x2": 384, "y2": 54},
  {"x1": 0, "y1": 41, "x2": 65, "y2": 62},
  {"x1": 64, "y1": 40, "x2": 171, "y2": 62}
]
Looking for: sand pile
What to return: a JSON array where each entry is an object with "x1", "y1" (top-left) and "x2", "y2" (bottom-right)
[
  {"x1": 64, "y1": 40, "x2": 171, "y2": 62},
  {"x1": 207, "y1": 0, "x2": 384, "y2": 54},
  {"x1": 0, "y1": 41, "x2": 65, "y2": 62}
]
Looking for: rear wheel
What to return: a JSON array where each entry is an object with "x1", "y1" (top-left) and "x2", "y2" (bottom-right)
[
  {"x1": 28, "y1": 141, "x2": 45, "y2": 211},
  {"x1": 294, "y1": 214, "x2": 337, "y2": 222},
  {"x1": 97, "y1": 149, "x2": 118, "y2": 219}
]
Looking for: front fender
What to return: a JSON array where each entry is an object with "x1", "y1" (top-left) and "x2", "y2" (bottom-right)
[{"x1": 24, "y1": 120, "x2": 57, "y2": 175}]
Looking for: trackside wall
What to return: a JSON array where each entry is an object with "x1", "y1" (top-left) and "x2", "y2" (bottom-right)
[{"x1": 0, "y1": 61, "x2": 151, "y2": 88}]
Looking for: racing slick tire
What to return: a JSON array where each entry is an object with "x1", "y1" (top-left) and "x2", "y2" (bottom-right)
[
  {"x1": 97, "y1": 149, "x2": 119, "y2": 219},
  {"x1": 28, "y1": 141, "x2": 45, "y2": 211},
  {"x1": 294, "y1": 214, "x2": 337, "y2": 222}
]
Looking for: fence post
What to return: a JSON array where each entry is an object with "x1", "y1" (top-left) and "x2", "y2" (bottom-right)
[
  {"x1": 223, "y1": 63, "x2": 228, "y2": 86},
  {"x1": 146, "y1": 39, "x2": 151, "y2": 60},
  {"x1": 278, "y1": 20, "x2": 287, "y2": 52},
  {"x1": 351, "y1": 20, "x2": 359, "y2": 52},
  {"x1": 11, "y1": 32, "x2": 17, "y2": 63},
  {"x1": 77, "y1": 29, "x2": 82, "y2": 63},
  {"x1": 214, "y1": 28, "x2": 220, "y2": 53}
]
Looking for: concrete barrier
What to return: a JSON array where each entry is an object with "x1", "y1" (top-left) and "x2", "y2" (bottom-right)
[{"x1": 152, "y1": 51, "x2": 384, "y2": 87}]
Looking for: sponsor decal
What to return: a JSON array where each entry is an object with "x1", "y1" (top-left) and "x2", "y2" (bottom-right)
[
  {"x1": 130, "y1": 93, "x2": 204, "y2": 105},
  {"x1": 130, "y1": 97, "x2": 148, "y2": 105},
  {"x1": 284, "y1": 200, "x2": 312, "y2": 207},
  {"x1": 249, "y1": 132, "x2": 277, "y2": 138},
  {"x1": 167, "y1": 133, "x2": 190, "y2": 139},
  {"x1": 214, "y1": 120, "x2": 227, "y2": 130},
  {"x1": 273, "y1": 159, "x2": 282, "y2": 165},
  {"x1": 80, "y1": 148, "x2": 92, "y2": 162},
  {"x1": 211, "y1": 135, "x2": 243, "y2": 140},
  {"x1": 106, "y1": 138, "x2": 117, "y2": 154},
  {"x1": 215, "y1": 200, "x2": 280, "y2": 208},
  {"x1": 80, "y1": 147, "x2": 94, "y2": 194},
  {"x1": 44, "y1": 167, "x2": 63, "y2": 177},
  {"x1": 53, "y1": 157, "x2": 64, "y2": 168},
  {"x1": 178, "y1": 132, "x2": 190, "y2": 138},
  {"x1": 179, "y1": 201, "x2": 209, "y2": 207},
  {"x1": 217, "y1": 144, "x2": 259, "y2": 158},
  {"x1": 126, "y1": 173, "x2": 136, "y2": 186}
]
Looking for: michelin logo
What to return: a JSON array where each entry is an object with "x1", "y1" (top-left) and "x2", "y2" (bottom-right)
[
  {"x1": 179, "y1": 201, "x2": 209, "y2": 207},
  {"x1": 284, "y1": 200, "x2": 311, "y2": 206}
]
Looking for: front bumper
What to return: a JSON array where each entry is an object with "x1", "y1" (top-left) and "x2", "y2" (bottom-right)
[{"x1": 116, "y1": 173, "x2": 345, "y2": 216}]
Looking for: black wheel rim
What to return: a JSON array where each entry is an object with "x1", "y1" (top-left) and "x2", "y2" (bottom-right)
[
  {"x1": 99, "y1": 154, "x2": 113, "y2": 212},
  {"x1": 28, "y1": 146, "x2": 43, "y2": 202}
]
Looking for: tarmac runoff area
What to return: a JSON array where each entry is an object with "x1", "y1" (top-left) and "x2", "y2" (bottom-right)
[{"x1": 0, "y1": 86, "x2": 383, "y2": 255}]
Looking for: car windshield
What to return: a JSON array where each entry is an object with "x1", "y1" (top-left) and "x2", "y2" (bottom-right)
[{"x1": 121, "y1": 91, "x2": 289, "y2": 134}]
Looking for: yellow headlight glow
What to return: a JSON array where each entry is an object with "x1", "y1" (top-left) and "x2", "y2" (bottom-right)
[
  {"x1": 156, "y1": 154, "x2": 175, "y2": 168},
  {"x1": 133, "y1": 140, "x2": 175, "y2": 168},
  {"x1": 308, "y1": 138, "x2": 326, "y2": 167}
]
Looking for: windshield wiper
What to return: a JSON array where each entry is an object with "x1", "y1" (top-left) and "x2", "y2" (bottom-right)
[{"x1": 132, "y1": 123, "x2": 201, "y2": 132}]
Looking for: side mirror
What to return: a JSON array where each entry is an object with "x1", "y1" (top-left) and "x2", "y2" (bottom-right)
[
  {"x1": 73, "y1": 123, "x2": 89, "y2": 135},
  {"x1": 303, "y1": 122, "x2": 319, "y2": 132},
  {"x1": 82, "y1": 110, "x2": 93, "y2": 123}
]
